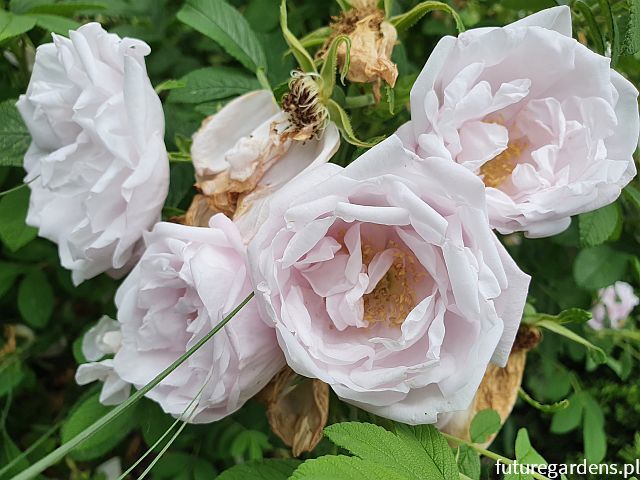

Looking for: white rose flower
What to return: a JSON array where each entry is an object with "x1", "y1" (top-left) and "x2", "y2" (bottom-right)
[
  {"x1": 111, "y1": 214, "x2": 284, "y2": 422},
  {"x1": 398, "y1": 6, "x2": 639, "y2": 237},
  {"x1": 75, "y1": 316, "x2": 130, "y2": 406},
  {"x1": 17, "y1": 23, "x2": 169, "y2": 284},
  {"x1": 248, "y1": 135, "x2": 530, "y2": 424}
]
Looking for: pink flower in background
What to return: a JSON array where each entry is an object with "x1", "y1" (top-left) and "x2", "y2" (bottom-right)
[
  {"x1": 17, "y1": 23, "x2": 169, "y2": 284},
  {"x1": 248, "y1": 135, "x2": 530, "y2": 424},
  {"x1": 398, "y1": 6, "x2": 639, "y2": 238},
  {"x1": 111, "y1": 215, "x2": 284, "y2": 422},
  {"x1": 589, "y1": 281, "x2": 639, "y2": 329}
]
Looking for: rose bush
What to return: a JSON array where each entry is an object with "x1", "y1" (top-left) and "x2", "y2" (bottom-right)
[
  {"x1": 398, "y1": 6, "x2": 639, "y2": 237},
  {"x1": 248, "y1": 135, "x2": 530, "y2": 424},
  {"x1": 106, "y1": 214, "x2": 283, "y2": 422},
  {"x1": 16, "y1": 23, "x2": 169, "y2": 284}
]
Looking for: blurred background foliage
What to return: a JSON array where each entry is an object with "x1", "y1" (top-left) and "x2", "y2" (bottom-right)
[{"x1": 1, "y1": 0, "x2": 640, "y2": 478}]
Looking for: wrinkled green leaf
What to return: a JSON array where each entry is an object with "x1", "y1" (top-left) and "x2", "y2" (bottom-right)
[
  {"x1": 0, "y1": 99, "x2": 30, "y2": 168},
  {"x1": 578, "y1": 202, "x2": 621, "y2": 247},
  {"x1": 455, "y1": 445, "x2": 480, "y2": 480},
  {"x1": 168, "y1": 67, "x2": 260, "y2": 104}
]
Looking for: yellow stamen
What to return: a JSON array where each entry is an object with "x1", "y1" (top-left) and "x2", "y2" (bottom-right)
[
  {"x1": 480, "y1": 138, "x2": 528, "y2": 188},
  {"x1": 361, "y1": 240, "x2": 424, "y2": 328}
]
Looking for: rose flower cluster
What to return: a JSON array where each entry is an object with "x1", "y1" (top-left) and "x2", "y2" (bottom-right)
[{"x1": 17, "y1": 6, "x2": 638, "y2": 448}]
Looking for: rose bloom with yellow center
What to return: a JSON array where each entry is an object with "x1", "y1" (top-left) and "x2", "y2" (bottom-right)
[
  {"x1": 248, "y1": 136, "x2": 530, "y2": 424},
  {"x1": 398, "y1": 6, "x2": 639, "y2": 238}
]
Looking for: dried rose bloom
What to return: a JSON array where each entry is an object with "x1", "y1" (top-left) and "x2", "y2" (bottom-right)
[{"x1": 321, "y1": 2, "x2": 398, "y2": 100}]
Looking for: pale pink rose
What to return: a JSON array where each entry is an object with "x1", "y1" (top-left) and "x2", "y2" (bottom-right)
[
  {"x1": 191, "y1": 90, "x2": 340, "y2": 240},
  {"x1": 111, "y1": 214, "x2": 284, "y2": 422},
  {"x1": 397, "y1": 6, "x2": 639, "y2": 238},
  {"x1": 75, "y1": 316, "x2": 130, "y2": 406},
  {"x1": 589, "y1": 281, "x2": 639, "y2": 329},
  {"x1": 17, "y1": 23, "x2": 169, "y2": 284},
  {"x1": 248, "y1": 135, "x2": 530, "y2": 424}
]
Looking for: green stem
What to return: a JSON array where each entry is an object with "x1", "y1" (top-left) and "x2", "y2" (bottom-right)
[
  {"x1": 458, "y1": 473, "x2": 473, "y2": 480},
  {"x1": 441, "y1": 433, "x2": 551, "y2": 480},
  {"x1": 12, "y1": 292, "x2": 255, "y2": 480},
  {"x1": 0, "y1": 176, "x2": 40, "y2": 197}
]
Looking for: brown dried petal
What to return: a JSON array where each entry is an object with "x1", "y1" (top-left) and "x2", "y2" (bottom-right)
[
  {"x1": 182, "y1": 193, "x2": 234, "y2": 227},
  {"x1": 330, "y1": 9, "x2": 398, "y2": 94},
  {"x1": 259, "y1": 367, "x2": 329, "y2": 457}
]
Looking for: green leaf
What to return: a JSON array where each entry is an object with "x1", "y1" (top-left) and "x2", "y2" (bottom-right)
[
  {"x1": 155, "y1": 79, "x2": 186, "y2": 94},
  {"x1": 455, "y1": 445, "x2": 480, "y2": 480},
  {"x1": 167, "y1": 67, "x2": 260, "y2": 104},
  {"x1": 176, "y1": 0, "x2": 267, "y2": 73},
  {"x1": 218, "y1": 459, "x2": 301, "y2": 480},
  {"x1": 326, "y1": 100, "x2": 380, "y2": 148},
  {"x1": 18, "y1": 2, "x2": 107, "y2": 16},
  {"x1": 598, "y1": 0, "x2": 621, "y2": 66},
  {"x1": 279, "y1": 0, "x2": 316, "y2": 73},
  {"x1": 582, "y1": 394, "x2": 607, "y2": 463},
  {"x1": 138, "y1": 399, "x2": 175, "y2": 452},
  {"x1": 626, "y1": 0, "x2": 640, "y2": 54},
  {"x1": 229, "y1": 430, "x2": 271, "y2": 461},
  {"x1": 0, "y1": 430, "x2": 29, "y2": 480},
  {"x1": 0, "y1": 10, "x2": 36, "y2": 43},
  {"x1": 623, "y1": 184, "x2": 640, "y2": 210},
  {"x1": 319, "y1": 35, "x2": 351, "y2": 101},
  {"x1": 0, "y1": 187, "x2": 37, "y2": 252},
  {"x1": 151, "y1": 453, "x2": 216, "y2": 480},
  {"x1": 524, "y1": 307, "x2": 592, "y2": 326},
  {"x1": 551, "y1": 392, "x2": 584, "y2": 434},
  {"x1": 578, "y1": 202, "x2": 621, "y2": 247},
  {"x1": 17, "y1": 270, "x2": 53, "y2": 328},
  {"x1": 573, "y1": 245, "x2": 629, "y2": 290},
  {"x1": 390, "y1": 1, "x2": 465, "y2": 34},
  {"x1": 290, "y1": 455, "x2": 406, "y2": 480},
  {"x1": 514, "y1": 428, "x2": 547, "y2": 466},
  {"x1": 395, "y1": 424, "x2": 458, "y2": 480},
  {"x1": 0, "y1": 99, "x2": 30, "y2": 168},
  {"x1": 572, "y1": 1, "x2": 605, "y2": 54},
  {"x1": 323, "y1": 422, "x2": 458, "y2": 480},
  {"x1": 0, "y1": 262, "x2": 26, "y2": 298},
  {"x1": 469, "y1": 409, "x2": 501, "y2": 443},
  {"x1": 61, "y1": 391, "x2": 139, "y2": 461},
  {"x1": 535, "y1": 320, "x2": 607, "y2": 364},
  {"x1": 26, "y1": 13, "x2": 79, "y2": 34},
  {"x1": 0, "y1": 357, "x2": 25, "y2": 397}
]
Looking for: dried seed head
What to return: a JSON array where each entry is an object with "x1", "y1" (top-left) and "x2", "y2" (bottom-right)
[
  {"x1": 320, "y1": 5, "x2": 398, "y2": 101},
  {"x1": 281, "y1": 72, "x2": 329, "y2": 142}
]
